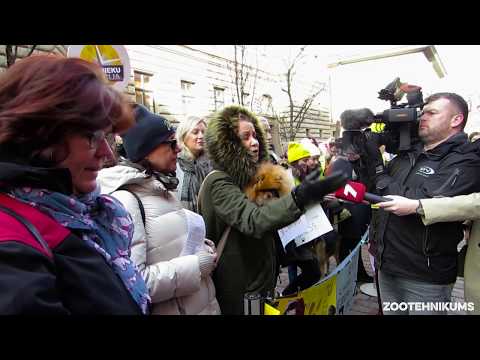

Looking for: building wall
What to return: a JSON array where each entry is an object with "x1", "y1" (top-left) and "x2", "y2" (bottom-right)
[
  {"x1": 124, "y1": 45, "x2": 336, "y2": 146},
  {"x1": 0, "y1": 45, "x2": 337, "y2": 148}
]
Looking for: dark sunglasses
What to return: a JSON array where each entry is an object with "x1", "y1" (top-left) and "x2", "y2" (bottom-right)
[{"x1": 163, "y1": 139, "x2": 178, "y2": 150}]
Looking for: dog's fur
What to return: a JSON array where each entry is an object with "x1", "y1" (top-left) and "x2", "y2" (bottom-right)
[
  {"x1": 245, "y1": 162, "x2": 338, "y2": 278},
  {"x1": 245, "y1": 162, "x2": 293, "y2": 202},
  {"x1": 311, "y1": 234, "x2": 340, "y2": 278}
]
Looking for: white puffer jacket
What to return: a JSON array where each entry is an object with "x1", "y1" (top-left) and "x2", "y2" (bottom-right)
[{"x1": 98, "y1": 164, "x2": 220, "y2": 315}]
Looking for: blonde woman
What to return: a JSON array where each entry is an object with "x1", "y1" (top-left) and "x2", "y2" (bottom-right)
[{"x1": 175, "y1": 115, "x2": 213, "y2": 212}]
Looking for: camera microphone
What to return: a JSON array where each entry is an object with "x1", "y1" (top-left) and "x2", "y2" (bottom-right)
[{"x1": 340, "y1": 108, "x2": 377, "y2": 130}]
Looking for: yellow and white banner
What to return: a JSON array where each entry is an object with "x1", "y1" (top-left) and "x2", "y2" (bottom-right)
[
  {"x1": 271, "y1": 275, "x2": 337, "y2": 315},
  {"x1": 266, "y1": 231, "x2": 368, "y2": 315}
]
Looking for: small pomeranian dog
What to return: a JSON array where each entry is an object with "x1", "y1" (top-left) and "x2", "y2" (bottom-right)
[
  {"x1": 244, "y1": 162, "x2": 294, "y2": 205},
  {"x1": 245, "y1": 162, "x2": 337, "y2": 278}
]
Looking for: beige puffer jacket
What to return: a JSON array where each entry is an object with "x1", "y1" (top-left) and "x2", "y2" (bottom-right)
[{"x1": 98, "y1": 164, "x2": 220, "y2": 315}]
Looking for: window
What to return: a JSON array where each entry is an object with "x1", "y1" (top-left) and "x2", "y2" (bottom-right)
[
  {"x1": 181, "y1": 80, "x2": 195, "y2": 114},
  {"x1": 261, "y1": 94, "x2": 272, "y2": 114},
  {"x1": 214, "y1": 87, "x2": 225, "y2": 110},
  {"x1": 134, "y1": 71, "x2": 155, "y2": 113}
]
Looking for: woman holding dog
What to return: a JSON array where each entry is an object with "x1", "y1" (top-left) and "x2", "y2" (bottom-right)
[{"x1": 197, "y1": 105, "x2": 347, "y2": 314}]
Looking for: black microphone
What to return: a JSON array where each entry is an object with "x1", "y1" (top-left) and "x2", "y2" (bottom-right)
[
  {"x1": 340, "y1": 108, "x2": 376, "y2": 130},
  {"x1": 363, "y1": 192, "x2": 392, "y2": 204}
]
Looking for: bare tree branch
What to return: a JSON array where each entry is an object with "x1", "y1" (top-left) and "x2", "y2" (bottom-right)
[
  {"x1": 240, "y1": 45, "x2": 246, "y2": 94},
  {"x1": 26, "y1": 45, "x2": 37, "y2": 57},
  {"x1": 4, "y1": 44, "x2": 41, "y2": 68},
  {"x1": 234, "y1": 45, "x2": 241, "y2": 105},
  {"x1": 280, "y1": 45, "x2": 327, "y2": 141},
  {"x1": 5, "y1": 45, "x2": 14, "y2": 67},
  {"x1": 249, "y1": 47, "x2": 260, "y2": 111},
  {"x1": 228, "y1": 45, "x2": 259, "y2": 109}
]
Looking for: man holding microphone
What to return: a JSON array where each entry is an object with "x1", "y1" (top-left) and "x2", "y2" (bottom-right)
[{"x1": 346, "y1": 92, "x2": 480, "y2": 314}]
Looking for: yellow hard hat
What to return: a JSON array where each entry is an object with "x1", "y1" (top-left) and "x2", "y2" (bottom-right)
[{"x1": 287, "y1": 142, "x2": 311, "y2": 164}]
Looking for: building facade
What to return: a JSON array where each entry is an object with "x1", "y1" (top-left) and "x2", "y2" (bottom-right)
[
  {"x1": 0, "y1": 45, "x2": 338, "y2": 153},
  {"x1": 125, "y1": 45, "x2": 337, "y2": 153}
]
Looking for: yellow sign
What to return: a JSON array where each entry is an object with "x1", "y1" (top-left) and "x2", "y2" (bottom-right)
[
  {"x1": 272, "y1": 275, "x2": 337, "y2": 315},
  {"x1": 264, "y1": 303, "x2": 281, "y2": 315},
  {"x1": 79, "y1": 45, "x2": 122, "y2": 66},
  {"x1": 67, "y1": 45, "x2": 131, "y2": 91},
  {"x1": 301, "y1": 275, "x2": 337, "y2": 315}
]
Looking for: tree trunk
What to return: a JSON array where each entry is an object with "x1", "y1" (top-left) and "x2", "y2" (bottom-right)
[
  {"x1": 5, "y1": 45, "x2": 38, "y2": 68},
  {"x1": 5, "y1": 45, "x2": 15, "y2": 67}
]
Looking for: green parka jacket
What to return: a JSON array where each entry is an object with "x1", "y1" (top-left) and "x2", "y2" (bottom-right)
[{"x1": 198, "y1": 106, "x2": 302, "y2": 314}]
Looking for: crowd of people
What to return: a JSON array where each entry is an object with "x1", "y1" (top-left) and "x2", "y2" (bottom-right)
[
  {"x1": 0, "y1": 54, "x2": 478, "y2": 316},
  {"x1": 0, "y1": 55, "x2": 346, "y2": 315}
]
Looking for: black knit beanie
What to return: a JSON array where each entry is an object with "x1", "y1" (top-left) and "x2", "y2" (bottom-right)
[{"x1": 122, "y1": 104, "x2": 175, "y2": 162}]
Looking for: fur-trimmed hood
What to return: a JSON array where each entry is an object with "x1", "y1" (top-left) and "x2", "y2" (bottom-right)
[{"x1": 205, "y1": 105, "x2": 269, "y2": 189}]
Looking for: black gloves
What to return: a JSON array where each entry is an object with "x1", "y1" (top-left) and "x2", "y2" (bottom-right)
[{"x1": 292, "y1": 170, "x2": 348, "y2": 211}]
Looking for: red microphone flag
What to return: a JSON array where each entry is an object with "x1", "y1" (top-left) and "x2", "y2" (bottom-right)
[{"x1": 334, "y1": 181, "x2": 366, "y2": 203}]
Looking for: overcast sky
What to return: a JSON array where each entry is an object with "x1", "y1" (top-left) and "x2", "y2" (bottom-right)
[
  {"x1": 186, "y1": 45, "x2": 480, "y2": 133},
  {"x1": 279, "y1": 45, "x2": 480, "y2": 133}
]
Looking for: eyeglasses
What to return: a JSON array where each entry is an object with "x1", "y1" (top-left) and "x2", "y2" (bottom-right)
[
  {"x1": 163, "y1": 139, "x2": 178, "y2": 150},
  {"x1": 85, "y1": 130, "x2": 116, "y2": 150}
]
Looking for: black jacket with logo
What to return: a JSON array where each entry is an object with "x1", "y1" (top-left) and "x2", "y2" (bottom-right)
[{"x1": 370, "y1": 133, "x2": 480, "y2": 284}]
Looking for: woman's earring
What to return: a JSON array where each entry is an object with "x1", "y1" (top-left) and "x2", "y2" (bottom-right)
[{"x1": 49, "y1": 150, "x2": 55, "y2": 163}]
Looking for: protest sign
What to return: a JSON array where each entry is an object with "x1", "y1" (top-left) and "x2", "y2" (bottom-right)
[{"x1": 277, "y1": 204, "x2": 333, "y2": 250}]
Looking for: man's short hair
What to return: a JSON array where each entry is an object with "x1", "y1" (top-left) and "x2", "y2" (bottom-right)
[{"x1": 425, "y1": 92, "x2": 469, "y2": 130}]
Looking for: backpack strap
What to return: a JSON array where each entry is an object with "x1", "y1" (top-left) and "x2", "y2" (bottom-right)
[
  {"x1": 0, "y1": 202, "x2": 52, "y2": 258},
  {"x1": 197, "y1": 170, "x2": 231, "y2": 261},
  {"x1": 196, "y1": 170, "x2": 221, "y2": 212},
  {"x1": 116, "y1": 186, "x2": 146, "y2": 226},
  {"x1": 216, "y1": 225, "x2": 231, "y2": 262}
]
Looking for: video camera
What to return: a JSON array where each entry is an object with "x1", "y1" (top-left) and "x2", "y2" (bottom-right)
[{"x1": 340, "y1": 77, "x2": 425, "y2": 155}]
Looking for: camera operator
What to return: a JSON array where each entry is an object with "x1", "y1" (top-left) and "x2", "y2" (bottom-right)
[{"x1": 353, "y1": 92, "x2": 480, "y2": 315}]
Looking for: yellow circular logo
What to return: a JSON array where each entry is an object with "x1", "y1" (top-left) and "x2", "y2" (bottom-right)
[
  {"x1": 79, "y1": 45, "x2": 122, "y2": 66},
  {"x1": 67, "y1": 45, "x2": 130, "y2": 91}
]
